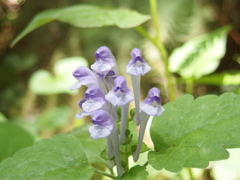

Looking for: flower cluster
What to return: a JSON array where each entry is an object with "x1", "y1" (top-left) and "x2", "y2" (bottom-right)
[{"x1": 69, "y1": 46, "x2": 164, "y2": 176}]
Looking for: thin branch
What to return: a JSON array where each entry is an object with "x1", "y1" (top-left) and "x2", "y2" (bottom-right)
[{"x1": 94, "y1": 168, "x2": 116, "y2": 179}]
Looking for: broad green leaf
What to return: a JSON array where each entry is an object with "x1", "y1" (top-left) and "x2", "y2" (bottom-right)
[
  {"x1": 169, "y1": 26, "x2": 232, "y2": 78},
  {"x1": 114, "y1": 165, "x2": 148, "y2": 180},
  {"x1": 194, "y1": 70, "x2": 240, "y2": 86},
  {"x1": 69, "y1": 124, "x2": 107, "y2": 165},
  {"x1": 11, "y1": 5, "x2": 150, "y2": 46},
  {"x1": 149, "y1": 92, "x2": 240, "y2": 172},
  {"x1": 29, "y1": 57, "x2": 88, "y2": 95},
  {"x1": 0, "y1": 134, "x2": 94, "y2": 180},
  {"x1": 0, "y1": 123, "x2": 34, "y2": 162},
  {"x1": 36, "y1": 106, "x2": 71, "y2": 131}
]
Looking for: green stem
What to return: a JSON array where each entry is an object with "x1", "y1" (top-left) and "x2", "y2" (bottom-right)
[
  {"x1": 94, "y1": 169, "x2": 115, "y2": 179},
  {"x1": 143, "y1": 161, "x2": 149, "y2": 167},
  {"x1": 185, "y1": 78, "x2": 194, "y2": 94},
  {"x1": 149, "y1": 0, "x2": 160, "y2": 39},
  {"x1": 135, "y1": 0, "x2": 177, "y2": 102},
  {"x1": 124, "y1": 119, "x2": 130, "y2": 172},
  {"x1": 187, "y1": 168, "x2": 195, "y2": 180},
  {"x1": 150, "y1": 0, "x2": 176, "y2": 101}
]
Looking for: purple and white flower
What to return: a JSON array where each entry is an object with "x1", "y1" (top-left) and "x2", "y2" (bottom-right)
[
  {"x1": 91, "y1": 46, "x2": 118, "y2": 75},
  {"x1": 140, "y1": 87, "x2": 165, "y2": 116},
  {"x1": 70, "y1": 46, "x2": 164, "y2": 177},
  {"x1": 105, "y1": 76, "x2": 134, "y2": 144},
  {"x1": 105, "y1": 76, "x2": 133, "y2": 107},
  {"x1": 76, "y1": 86, "x2": 109, "y2": 119},
  {"x1": 89, "y1": 110, "x2": 124, "y2": 176},
  {"x1": 126, "y1": 48, "x2": 151, "y2": 76},
  {"x1": 69, "y1": 66, "x2": 102, "y2": 91},
  {"x1": 126, "y1": 48, "x2": 151, "y2": 126},
  {"x1": 133, "y1": 87, "x2": 164, "y2": 162},
  {"x1": 89, "y1": 110, "x2": 115, "y2": 139}
]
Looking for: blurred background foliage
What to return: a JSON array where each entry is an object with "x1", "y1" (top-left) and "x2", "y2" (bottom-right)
[{"x1": 0, "y1": 0, "x2": 240, "y2": 179}]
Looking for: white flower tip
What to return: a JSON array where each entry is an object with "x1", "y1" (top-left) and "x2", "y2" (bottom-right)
[
  {"x1": 69, "y1": 81, "x2": 82, "y2": 91},
  {"x1": 89, "y1": 125, "x2": 111, "y2": 139}
]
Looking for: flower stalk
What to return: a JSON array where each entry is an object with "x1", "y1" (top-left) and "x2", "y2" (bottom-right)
[{"x1": 69, "y1": 46, "x2": 164, "y2": 177}]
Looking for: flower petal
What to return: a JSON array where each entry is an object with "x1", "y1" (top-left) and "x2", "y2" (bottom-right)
[
  {"x1": 89, "y1": 125, "x2": 111, "y2": 139},
  {"x1": 91, "y1": 60, "x2": 112, "y2": 72},
  {"x1": 76, "y1": 111, "x2": 92, "y2": 119},
  {"x1": 104, "y1": 70, "x2": 118, "y2": 90},
  {"x1": 126, "y1": 48, "x2": 151, "y2": 76},
  {"x1": 105, "y1": 76, "x2": 134, "y2": 106},
  {"x1": 91, "y1": 46, "x2": 117, "y2": 73},
  {"x1": 69, "y1": 81, "x2": 82, "y2": 91},
  {"x1": 105, "y1": 90, "x2": 133, "y2": 107},
  {"x1": 78, "y1": 86, "x2": 107, "y2": 113},
  {"x1": 69, "y1": 66, "x2": 100, "y2": 90},
  {"x1": 92, "y1": 110, "x2": 114, "y2": 130},
  {"x1": 140, "y1": 103, "x2": 165, "y2": 116},
  {"x1": 140, "y1": 87, "x2": 165, "y2": 116},
  {"x1": 82, "y1": 100, "x2": 102, "y2": 113}
]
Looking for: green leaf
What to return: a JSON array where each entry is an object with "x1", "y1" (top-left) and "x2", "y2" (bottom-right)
[
  {"x1": 0, "y1": 134, "x2": 94, "y2": 180},
  {"x1": 29, "y1": 57, "x2": 88, "y2": 95},
  {"x1": 11, "y1": 5, "x2": 150, "y2": 46},
  {"x1": 194, "y1": 70, "x2": 240, "y2": 86},
  {"x1": 0, "y1": 123, "x2": 34, "y2": 162},
  {"x1": 149, "y1": 92, "x2": 240, "y2": 172},
  {"x1": 169, "y1": 26, "x2": 232, "y2": 78},
  {"x1": 69, "y1": 124, "x2": 107, "y2": 165},
  {"x1": 36, "y1": 106, "x2": 71, "y2": 131},
  {"x1": 114, "y1": 165, "x2": 148, "y2": 180}
]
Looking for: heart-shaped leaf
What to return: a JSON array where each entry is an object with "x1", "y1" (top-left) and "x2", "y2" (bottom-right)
[
  {"x1": 149, "y1": 92, "x2": 240, "y2": 172},
  {"x1": 11, "y1": 5, "x2": 150, "y2": 46},
  {"x1": 0, "y1": 134, "x2": 94, "y2": 180}
]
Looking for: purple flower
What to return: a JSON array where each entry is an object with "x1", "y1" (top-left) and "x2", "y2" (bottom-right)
[
  {"x1": 140, "y1": 87, "x2": 164, "y2": 116},
  {"x1": 126, "y1": 48, "x2": 151, "y2": 76},
  {"x1": 89, "y1": 110, "x2": 115, "y2": 139},
  {"x1": 76, "y1": 86, "x2": 108, "y2": 119},
  {"x1": 104, "y1": 70, "x2": 118, "y2": 90},
  {"x1": 69, "y1": 66, "x2": 101, "y2": 90},
  {"x1": 105, "y1": 76, "x2": 133, "y2": 107},
  {"x1": 126, "y1": 48, "x2": 151, "y2": 125},
  {"x1": 133, "y1": 88, "x2": 164, "y2": 162},
  {"x1": 89, "y1": 110, "x2": 124, "y2": 176},
  {"x1": 91, "y1": 46, "x2": 117, "y2": 74},
  {"x1": 79, "y1": 86, "x2": 107, "y2": 112}
]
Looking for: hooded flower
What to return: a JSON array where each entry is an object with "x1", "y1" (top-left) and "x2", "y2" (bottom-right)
[
  {"x1": 140, "y1": 87, "x2": 164, "y2": 116},
  {"x1": 91, "y1": 46, "x2": 117, "y2": 75},
  {"x1": 69, "y1": 66, "x2": 101, "y2": 91},
  {"x1": 133, "y1": 87, "x2": 164, "y2": 162},
  {"x1": 126, "y1": 48, "x2": 151, "y2": 76},
  {"x1": 76, "y1": 86, "x2": 109, "y2": 119},
  {"x1": 104, "y1": 70, "x2": 118, "y2": 90},
  {"x1": 89, "y1": 110, "x2": 115, "y2": 139},
  {"x1": 105, "y1": 76, "x2": 134, "y2": 107}
]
